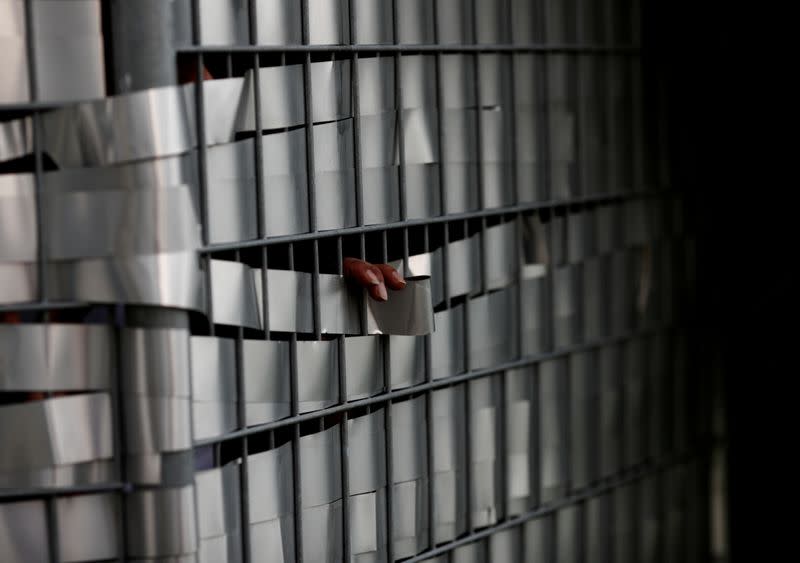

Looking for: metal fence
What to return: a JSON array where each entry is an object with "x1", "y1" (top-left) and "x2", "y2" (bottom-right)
[{"x1": 0, "y1": 1, "x2": 718, "y2": 562}]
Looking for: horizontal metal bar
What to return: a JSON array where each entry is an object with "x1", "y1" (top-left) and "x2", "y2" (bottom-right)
[
  {"x1": 0, "y1": 100, "x2": 98, "y2": 112},
  {"x1": 177, "y1": 43, "x2": 639, "y2": 54},
  {"x1": 0, "y1": 482, "x2": 128, "y2": 502},
  {"x1": 402, "y1": 449, "x2": 713, "y2": 562},
  {"x1": 201, "y1": 189, "x2": 667, "y2": 254},
  {"x1": 0, "y1": 301, "x2": 93, "y2": 313},
  {"x1": 194, "y1": 323, "x2": 669, "y2": 446}
]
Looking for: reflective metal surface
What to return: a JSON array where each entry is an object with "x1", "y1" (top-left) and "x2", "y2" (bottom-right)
[
  {"x1": 0, "y1": 0, "x2": 105, "y2": 104},
  {"x1": 0, "y1": 323, "x2": 113, "y2": 391},
  {"x1": 126, "y1": 485, "x2": 198, "y2": 558},
  {"x1": 191, "y1": 336, "x2": 238, "y2": 440},
  {"x1": 0, "y1": 393, "x2": 113, "y2": 474}
]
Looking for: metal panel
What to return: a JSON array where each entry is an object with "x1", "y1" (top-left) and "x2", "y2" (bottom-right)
[
  {"x1": 0, "y1": 323, "x2": 113, "y2": 391},
  {"x1": 0, "y1": 1, "x2": 700, "y2": 561},
  {"x1": 0, "y1": 499, "x2": 50, "y2": 563},
  {"x1": 0, "y1": 393, "x2": 113, "y2": 473}
]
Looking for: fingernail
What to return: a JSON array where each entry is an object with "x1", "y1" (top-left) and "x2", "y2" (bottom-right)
[
  {"x1": 391, "y1": 271, "x2": 407, "y2": 287},
  {"x1": 365, "y1": 270, "x2": 381, "y2": 286},
  {"x1": 376, "y1": 283, "x2": 388, "y2": 301}
]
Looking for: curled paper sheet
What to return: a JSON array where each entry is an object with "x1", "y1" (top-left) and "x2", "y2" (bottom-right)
[
  {"x1": 392, "y1": 477, "x2": 430, "y2": 559},
  {"x1": 0, "y1": 494, "x2": 121, "y2": 563},
  {"x1": 126, "y1": 450, "x2": 196, "y2": 488},
  {"x1": 211, "y1": 259, "x2": 263, "y2": 330},
  {"x1": 242, "y1": 339, "x2": 291, "y2": 426},
  {"x1": 296, "y1": 340, "x2": 340, "y2": 413},
  {"x1": 570, "y1": 351, "x2": 593, "y2": 489},
  {"x1": 557, "y1": 506, "x2": 581, "y2": 563},
  {"x1": 248, "y1": 443, "x2": 295, "y2": 525},
  {"x1": 433, "y1": 385, "x2": 468, "y2": 543},
  {"x1": 349, "y1": 489, "x2": 386, "y2": 559},
  {"x1": 300, "y1": 425, "x2": 342, "y2": 508},
  {"x1": 124, "y1": 395, "x2": 193, "y2": 455},
  {"x1": 0, "y1": 0, "x2": 105, "y2": 104},
  {"x1": 0, "y1": 393, "x2": 113, "y2": 474},
  {"x1": 190, "y1": 336, "x2": 238, "y2": 441},
  {"x1": 430, "y1": 304, "x2": 465, "y2": 380},
  {"x1": 45, "y1": 184, "x2": 201, "y2": 261},
  {"x1": 600, "y1": 346, "x2": 622, "y2": 478},
  {"x1": 506, "y1": 368, "x2": 533, "y2": 516},
  {"x1": 0, "y1": 117, "x2": 33, "y2": 163},
  {"x1": 468, "y1": 286, "x2": 519, "y2": 370},
  {"x1": 389, "y1": 335, "x2": 426, "y2": 389},
  {"x1": 365, "y1": 276, "x2": 434, "y2": 335},
  {"x1": 215, "y1": 260, "x2": 435, "y2": 335},
  {"x1": 42, "y1": 251, "x2": 204, "y2": 311},
  {"x1": 469, "y1": 377, "x2": 500, "y2": 528},
  {"x1": 55, "y1": 493, "x2": 121, "y2": 562},
  {"x1": 583, "y1": 256, "x2": 604, "y2": 341},
  {"x1": 452, "y1": 541, "x2": 486, "y2": 563},
  {"x1": 0, "y1": 174, "x2": 37, "y2": 262},
  {"x1": 0, "y1": 499, "x2": 50, "y2": 563},
  {"x1": 540, "y1": 359, "x2": 567, "y2": 503},
  {"x1": 196, "y1": 463, "x2": 242, "y2": 560},
  {"x1": 121, "y1": 327, "x2": 191, "y2": 398},
  {"x1": 344, "y1": 335, "x2": 383, "y2": 400},
  {"x1": 391, "y1": 397, "x2": 428, "y2": 484},
  {"x1": 40, "y1": 85, "x2": 196, "y2": 168},
  {"x1": 623, "y1": 338, "x2": 646, "y2": 467},
  {"x1": 126, "y1": 485, "x2": 198, "y2": 559},
  {"x1": 347, "y1": 410, "x2": 387, "y2": 495},
  {"x1": 0, "y1": 323, "x2": 113, "y2": 392},
  {"x1": 301, "y1": 500, "x2": 344, "y2": 563},
  {"x1": 553, "y1": 264, "x2": 577, "y2": 349}
]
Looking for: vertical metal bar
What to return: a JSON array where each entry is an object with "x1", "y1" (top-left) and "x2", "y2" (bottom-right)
[
  {"x1": 186, "y1": 7, "x2": 212, "y2": 563},
  {"x1": 562, "y1": 356, "x2": 572, "y2": 497},
  {"x1": 247, "y1": 1, "x2": 271, "y2": 339},
  {"x1": 379, "y1": 232, "x2": 395, "y2": 561},
  {"x1": 391, "y1": 0, "x2": 410, "y2": 273},
  {"x1": 571, "y1": 0, "x2": 583, "y2": 200},
  {"x1": 421, "y1": 225, "x2": 437, "y2": 549},
  {"x1": 469, "y1": 0, "x2": 488, "y2": 299},
  {"x1": 431, "y1": 1, "x2": 452, "y2": 311},
  {"x1": 572, "y1": 231, "x2": 585, "y2": 347},
  {"x1": 45, "y1": 497, "x2": 59, "y2": 563},
  {"x1": 189, "y1": 0, "x2": 214, "y2": 336},
  {"x1": 23, "y1": 0, "x2": 47, "y2": 305},
  {"x1": 111, "y1": 306, "x2": 129, "y2": 562},
  {"x1": 234, "y1": 251, "x2": 252, "y2": 563},
  {"x1": 287, "y1": 243, "x2": 304, "y2": 562},
  {"x1": 587, "y1": 347, "x2": 600, "y2": 487},
  {"x1": 335, "y1": 237, "x2": 352, "y2": 561},
  {"x1": 23, "y1": 0, "x2": 38, "y2": 102},
  {"x1": 529, "y1": 363, "x2": 541, "y2": 509},
  {"x1": 30, "y1": 113, "x2": 46, "y2": 305},
  {"x1": 348, "y1": 0, "x2": 364, "y2": 229},
  {"x1": 496, "y1": 370, "x2": 509, "y2": 522},
  {"x1": 617, "y1": 343, "x2": 627, "y2": 477},
  {"x1": 346, "y1": 0, "x2": 369, "y2": 337},
  {"x1": 576, "y1": 501, "x2": 587, "y2": 563},
  {"x1": 538, "y1": 1, "x2": 556, "y2": 361},
  {"x1": 300, "y1": 0, "x2": 321, "y2": 340},
  {"x1": 461, "y1": 224, "x2": 474, "y2": 536},
  {"x1": 537, "y1": 2, "x2": 553, "y2": 206}
]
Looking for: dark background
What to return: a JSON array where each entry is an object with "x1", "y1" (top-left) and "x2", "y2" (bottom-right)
[{"x1": 645, "y1": 1, "x2": 791, "y2": 559}]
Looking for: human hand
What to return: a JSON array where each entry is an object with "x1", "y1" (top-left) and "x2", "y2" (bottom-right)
[{"x1": 343, "y1": 257, "x2": 406, "y2": 302}]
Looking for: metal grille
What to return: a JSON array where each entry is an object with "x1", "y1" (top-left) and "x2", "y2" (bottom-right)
[{"x1": 0, "y1": 0, "x2": 719, "y2": 562}]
